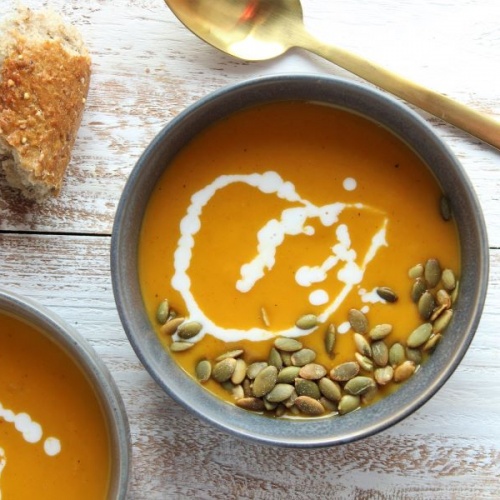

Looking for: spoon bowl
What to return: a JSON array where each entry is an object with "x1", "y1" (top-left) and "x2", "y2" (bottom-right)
[{"x1": 165, "y1": 0, "x2": 500, "y2": 150}]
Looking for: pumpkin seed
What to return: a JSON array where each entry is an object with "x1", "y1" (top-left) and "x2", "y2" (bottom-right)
[
  {"x1": 275, "y1": 404, "x2": 287, "y2": 417},
  {"x1": 283, "y1": 389, "x2": 298, "y2": 408},
  {"x1": 277, "y1": 366, "x2": 301, "y2": 384},
  {"x1": 274, "y1": 337, "x2": 303, "y2": 352},
  {"x1": 436, "y1": 289, "x2": 452, "y2": 308},
  {"x1": 294, "y1": 378, "x2": 321, "y2": 399},
  {"x1": 246, "y1": 361, "x2": 268, "y2": 380},
  {"x1": 344, "y1": 376, "x2": 377, "y2": 396},
  {"x1": 433, "y1": 309, "x2": 453, "y2": 333},
  {"x1": 354, "y1": 352, "x2": 374, "y2": 372},
  {"x1": 177, "y1": 321, "x2": 202, "y2": 340},
  {"x1": 215, "y1": 349, "x2": 244, "y2": 361},
  {"x1": 430, "y1": 303, "x2": 447, "y2": 322},
  {"x1": 439, "y1": 195, "x2": 452, "y2": 221},
  {"x1": 294, "y1": 396, "x2": 324, "y2": 416},
  {"x1": 369, "y1": 323, "x2": 393, "y2": 341},
  {"x1": 441, "y1": 269, "x2": 456, "y2": 291},
  {"x1": 330, "y1": 361, "x2": 360, "y2": 382},
  {"x1": 425, "y1": 258, "x2": 441, "y2": 288},
  {"x1": 408, "y1": 263, "x2": 424, "y2": 279},
  {"x1": 253, "y1": 365, "x2": 278, "y2": 397},
  {"x1": 160, "y1": 317, "x2": 185, "y2": 336},
  {"x1": 236, "y1": 397, "x2": 265, "y2": 412},
  {"x1": 291, "y1": 348, "x2": 316, "y2": 367},
  {"x1": 295, "y1": 314, "x2": 318, "y2": 330},
  {"x1": 212, "y1": 358, "x2": 237, "y2": 382},
  {"x1": 243, "y1": 379, "x2": 252, "y2": 397},
  {"x1": 268, "y1": 347, "x2": 283, "y2": 370},
  {"x1": 418, "y1": 291, "x2": 435, "y2": 320},
  {"x1": 405, "y1": 346, "x2": 422, "y2": 365},
  {"x1": 389, "y1": 342, "x2": 405, "y2": 367},
  {"x1": 374, "y1": 366, "x2": 394, "y2": 385},
  {"x1": 348, "y1": 309, "x2": 368, "y2": 334},
  {"x1": 338, "y1": 395, "x2": 360, "y2": 415},
  {"x1": 280, "y1": 351, "x2": 293, "y2": 367},
  {"x1": 318, "y1": 377, "x2": 342, "y2": 402},
  {"x1": 354, "y1": 333, "x2": 372, "y2": 357},
  {"x1": 423, "y1": 333, "x2": 442, "y2": 352},
  {"x1": 156, "y1": 299, "x2": 170, "y2": 325},
  {"x1": 324, "y1": 324, "x2": 336, "y2": 357},
  {"x1": 394, "y1": 360, "x2": 416, "y2": 382},
  {"x1": 195, "y1": 359, "x2": 212, "y2": 383},
  {"x1": 407, "y1": 323, "x2": 432, "y2": 348},
  {"x1": 372, "y1": 340, "x2": 389, "y2": 367},
  {"x1": 299, "y1": 363, "x2": 327, "y2": 380},
  {"x1": 231, "y1": 358, "x2": 247, "y2": 385},
  {"x1": 319, "y1": 397, "x2": 338, "y2": 412},
  {"x1": 411, "y1": 278, "x2": 427, "y2": 303},
  {"x1": 170, "y1": 341, "x2": 194, "y2": 352},
  {"x1": 361, "y1": 384, "x2": 379, "y2": 405},
  {"x1": 260, "y1": 307, "x2": 270, "y2": 327},
  {"x1": 451, "y1": 280, "x2": 460, "y2": 303},
  {"x1": 232, "y1": 385, "x2": 244, "y2": 400},
  {"x1": 265, "y1": 383, "x2": 295, "y2": 403},
  {"x1": 263, "y1": 399, "x2": 277, "y2": 411},
  {"x1": 376, "y1": 286, "x2": 398, "y2": 303}
]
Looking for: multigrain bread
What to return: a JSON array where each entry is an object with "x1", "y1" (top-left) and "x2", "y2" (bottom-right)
[{"x1": 0, "y1": 7, "x2": 91, "y2": 201}]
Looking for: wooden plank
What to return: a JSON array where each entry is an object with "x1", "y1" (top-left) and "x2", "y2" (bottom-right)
[
  {"x1": 1, "y1": 233, "x2": 499, "y2": 497},
  {"x1": 0, "y1": 0, "x2": 498, "y2": 243}
]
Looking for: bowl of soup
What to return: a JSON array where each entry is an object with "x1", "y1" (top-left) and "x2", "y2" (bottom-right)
[
  {"x1": 0, "y1": 289, "x2": 130, "y2": 498},
  {"x1": 111, "y1": 74, "x2": 488, "y2": 447}
]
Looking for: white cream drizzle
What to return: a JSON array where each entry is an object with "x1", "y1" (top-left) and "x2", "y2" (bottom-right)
[
  {"x1": 0, "y1": 401, "x2": 61, "y2": 496},
  {"x1": 171, "y1": 171, "x2": 388, "y2": 343}
]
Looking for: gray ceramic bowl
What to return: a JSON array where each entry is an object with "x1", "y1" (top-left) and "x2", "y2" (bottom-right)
[
  {"x1": 0, "y1": 289, "x2": 131, "y2": 497},
  {"x1": 111, "y1": 74, "x2": 488, "y2": 447}
]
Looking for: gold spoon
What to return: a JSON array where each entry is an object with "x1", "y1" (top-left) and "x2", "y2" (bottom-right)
[{"x1": 164, "y1": 0, "x2": 500, "y2": 150}]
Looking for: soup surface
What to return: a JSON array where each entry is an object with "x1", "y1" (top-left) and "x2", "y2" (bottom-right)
[
  {"x1": 139, "y1": 101, "x2": 460, "y2": 415},
  {"x1": 0, "y1": 312, "x2": 111, "y2": 499}
]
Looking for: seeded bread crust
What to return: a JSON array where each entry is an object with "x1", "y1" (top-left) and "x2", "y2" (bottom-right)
[{"x1": 0, "y1": 7, "x2": 91, "y2": 201}]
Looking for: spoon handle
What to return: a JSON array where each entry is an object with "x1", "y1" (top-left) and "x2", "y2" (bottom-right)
[{"x1": 300, "y1": 33, "x2": 500, "y2": 151}]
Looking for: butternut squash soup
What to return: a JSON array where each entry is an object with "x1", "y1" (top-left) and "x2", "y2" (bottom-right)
[
  {"x1": 0, "y1": 312, "x2": 111, "y2": 498},
  {"x1": 139, "y1": 101, "x2": 460, "y2": 418}
]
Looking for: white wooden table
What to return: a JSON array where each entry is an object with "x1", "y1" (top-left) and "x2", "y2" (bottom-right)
[{"x1": 1, "y1": 0, "x2": 499, "y2": 498}]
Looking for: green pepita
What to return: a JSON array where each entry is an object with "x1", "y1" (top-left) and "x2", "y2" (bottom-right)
[
  {"x1": 418, "y1": 291, "x2": 435, "y2": 320},
  {"x1": 432, "y1": 308, "x2": 453, "y2": 333},
  {"x1": 374, "y1": 366, "x2": 394, "y2": 385},
  {"x1": 369, "y1": 323, "x2": 393, "y2": 341},
  {"x1": 441, "y1": 269, "x2": 456, "y2": 291},
  {"x1": 268, "y1": 347, "x2": 283, "y2": 370},
  {"x1": 389, "y1": 342, "x2": 406, "y2": 367},
  {"x1": 195, "y1": 359, "x2": 212, "y2": 383},
  {"x1": 376, "y1": 286, "x2": 398, "y2": 303},
  {"x1": 411, "y1": 278, "x2": 427, "y2": 303},
  {"x1": 295, "y1": 314, "x2": 318, "y2": 330},
  {"x1": 425, "y1": 258, "x2": 441, "y2": 288},
  {"x1": 318, "y1": 377, "x2": 342, "y2": 402},
  {"x1": 324, "y1": 324, "x2": 336, "y2": 357},
  {"x1": 277, "y1": 366, "x2": 301, "y2": 384},
  {"x1": 294, "y1": 396, "x2": 324, "y2": 416},
  {"x1": 394, "y1": 360, "x2": 416, "y2": 382},
  {"x1": 329, "y1": 361, "x2": 360, "y2": 382},
  {"x1": 407, "y1": 322, "x2": 432, "y2": 348},
  {"x1": 372, "y1": 340, "x2": 389, "y2": 367},
  {"x1": 215, "y1": 349, "x2": 244, "y2": 361},
  {"x1": 160, "y1": 317, "x2": 185, "y2": 336},
  {"x1": 408, "y1": 263, "x2": 424, "y2": 279},
  {"x1": 423, "y1": 333, "x2": 442, "y2": 352},
  {"x1": 156, "y1": 299, "x2": 170, "y2": 325},
  {"x1": 246, "y1": 361, "x2": 268, "y2": 380},
  {"x1": 212, "y1": 357, "x2": 237, "y2": 382},
  {"x1": 291, "y1": 348, "x2": 316, "y2": 367},
  {"x1": 169, "y1": 340, "x2": 194, "y2": 352},
  {"x1": 354, "y1": 352, "x2": 374, "y2": 372},
  {"x1": 439, "y1": 195, "x2": 452, "y2": 221},
  {"x1": 274, "y1": 337, "x2": 303, "y2": 352},
  {"x1": 299, "y1": 363, "x2": 327, "y2": 380},
  {"x1": 231, "y1": 358, "x2": 247, "y2": 385},
  {"x1": 236, "y1": 397, "x2": 265, "y2": 412},
  {"x1": 294, "y1": 378, "x2": 321, "y2": 399},
  {"x1": 265, "y1": 383, "x2": 295, "y2": 403},
  {"x1": 344, "y1": 376, "x2": 377, "y2": 396},
  {"x1": 252, "y1": 365, "x2": 278, "y2": 397},
  {"x1": 177, "y1": 321, "x2": 202, "y2": 340},
  {"x1": 348, "y1": 309, "x2": 369, "y2": 334},
  {"x1": 338, "y1": 395, "x2": 360, "y2": 415}
]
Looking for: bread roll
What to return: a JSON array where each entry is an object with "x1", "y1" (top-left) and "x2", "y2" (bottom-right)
[{"x1": 0, "y1": 7, "x2": 91, "y2": 201}]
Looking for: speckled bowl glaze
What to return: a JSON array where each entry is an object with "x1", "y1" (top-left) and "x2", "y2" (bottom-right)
[
  {"x1": 111, "y1": 74, "x2": 488, "y2": 447},
  {"x1": 0, "y1": 289, "x2": 131, "y2": 496}
]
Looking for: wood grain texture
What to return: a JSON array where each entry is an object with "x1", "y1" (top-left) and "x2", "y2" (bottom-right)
[{"x1": 1, "y1": 0, "x2": 499, "y2": 498}]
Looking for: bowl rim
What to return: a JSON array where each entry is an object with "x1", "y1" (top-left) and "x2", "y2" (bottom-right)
[
  {"x1": 0, "y1": 288, "x2": 131, "y2": 497},
  {"x1": 111, "y1": 73, "x2": 489, "y2": 448}
]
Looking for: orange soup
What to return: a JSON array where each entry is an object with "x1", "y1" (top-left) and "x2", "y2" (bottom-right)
[
  {"x1": 139, "y1": 101, "x2": 460, "y2": 416},
  {"x1": 0, "y1": 312, "x2": 111, "y2": 498}
]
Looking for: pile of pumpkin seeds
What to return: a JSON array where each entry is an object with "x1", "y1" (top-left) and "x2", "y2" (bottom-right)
[{"x1": 155, "y1": 258, "x2": 458, "y2": 418}]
